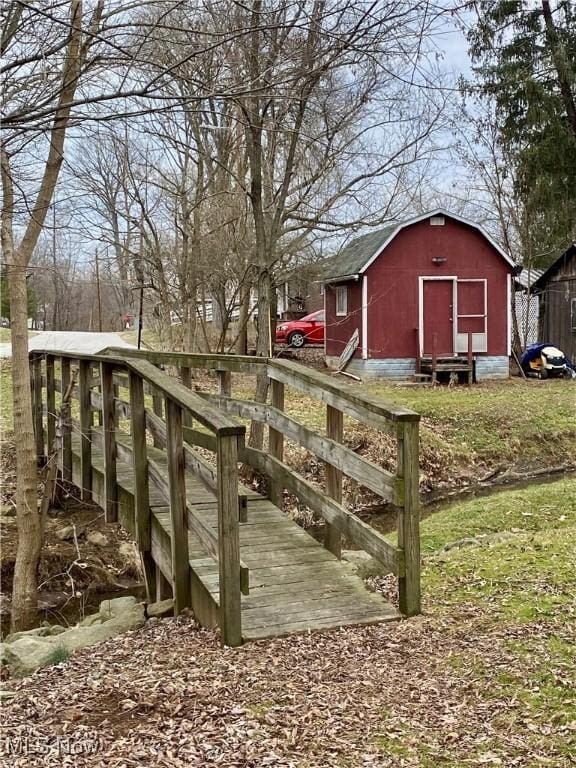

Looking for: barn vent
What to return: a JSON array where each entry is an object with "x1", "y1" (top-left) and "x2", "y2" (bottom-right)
[{"x1": 430, "y1": 215, "x2": 445, "y2": 226}]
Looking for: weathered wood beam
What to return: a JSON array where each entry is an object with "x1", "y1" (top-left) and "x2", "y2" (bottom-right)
[
  {"x1": 104, "y1": 347, "x2": 264, "y2": 375},
  {"x1": 100, "y1": 361, "x2": 118, "y2": 522},
  {"x1": 204, "y1": 394, "x2": 398, "y2": 503},
  {"x1": 46, "y1": 354, "x2": 56, "y2": 450},
  {"x1": 268, "y1": 379, "x2": 284, "y2": 508},
  {"x1": 180, "y1": 366, "x2": 193, "y2": 428},
  {"x1": 125, "y1": 358, "x2": 244, "y2": 437},
  {"x1": 78, "y1": 360, "x2": 92, "y2": 502},
  {"x1": 267, "y1": 359, "x2": 419, "y2": 433},
  {"x1": 32, "y1": 356, "x2": 44, "y2": 461},
  {"x1": 129, "y1": 370, "x2": 155, "y2": 602},
  {"x1": 397, "y1": 421, "x2": 421, "y2": 616},
  {"x1": 243, "y1": 446, "x2": 403, "y2": 576},
  {"x1": 165, "y1": 397, "x2": 191, "y2": 614},
  {"x1": 217, "y1": 432, "x2": 242, "y2": 646},
  {"x1": 61, "y1": 357, "x2": 72, "y2": 482},
  {"x1": 112, "y1": 430, "x2": 249, "y2": 594},
  {"x1": 324, "y1": 405, "x2": 343, "y2": 558}
]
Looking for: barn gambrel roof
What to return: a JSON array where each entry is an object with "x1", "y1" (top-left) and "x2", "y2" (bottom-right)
[{"x1": 322, "y1": 209, "x2": 515, "y2": 282}]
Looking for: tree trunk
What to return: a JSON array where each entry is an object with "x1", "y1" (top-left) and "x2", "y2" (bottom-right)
[
  {"x1": 7, "y1": 264, "x2": 44, "y2": 632},
  {"x1": 235, "y1": 280, "x2": 250, "y2": 355},
  {"x1": 1, "y1": 0, "x2": 101, "y2": 632},
  {"x1": 249, "y1": 265, "x2": 272, "y2": 449}
]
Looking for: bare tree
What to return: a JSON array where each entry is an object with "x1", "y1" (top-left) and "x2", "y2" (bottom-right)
[
  {"x1": 139, "y1": 0, "x2": 447, "y2": 445},
  {"x1": 1, "y1": 0, "x2": 107, "y2": 631}
]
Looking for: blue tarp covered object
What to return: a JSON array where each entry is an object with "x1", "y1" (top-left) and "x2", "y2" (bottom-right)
[{"x1": 520, "y1": 343, "x2": 576, "y2": 372}]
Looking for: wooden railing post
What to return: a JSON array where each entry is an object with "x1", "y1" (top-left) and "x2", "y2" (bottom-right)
[
  {"x1": 151, "y1": 374, "x2": 164, "y2": 447},
  {"x1": 268, "y1": 379, "x2": 284, "y2": 508},
  {"x1": 181, "y1": 366, "x2": 193, "y2": 427},
  {"x1": 156, "y1": 566, "x2": 172, "y2": 601},
  {"x1": 79, "y1": 360, "x2": 92, "y2": 501},
  {"x1": 216, "y1": 431, "x2": 242, "y2": 646},
  {"x1": 325, "y1": 404, "x2": 343, "y2": 558},
  {"x1": 100, "y1": 361, "x2": 118, "y2": 522},
  {"x1": 32, "y1": 356, "x2": 44, "y2": 462},
  {"x1": 46, "y1": 354, "x2": 56, "y2": 450},
  {"x1": 165, "y1": 397, "x2": 191, "y2": 613},
  {"x1": 93, "y1": 364, "x2": 103, "y2": 427},
  {"x1": 397, "y1": 421, "x2": 421, "y2": 616},
  {"x1": 129, "y1": 370, "x2": 156, "y2": 602},
  {"x1": 218, "y1": 369, "x2": 231, "y2": 397},
  {"x1": 61, "y1": 357, "x2": 73, "y2": 483}
]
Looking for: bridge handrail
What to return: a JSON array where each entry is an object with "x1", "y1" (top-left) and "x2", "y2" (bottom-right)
[
  {"x1": 125, "y1": 358, "x2": 244, "y2": 437},
  {"x1": 30, "y1": 346, "x2": 421, "y2": 620},
  {"x1": 103, "y1": 347, "x2": 419, "y2": 430},
  {"x1": 29, "y1": 349, "x2": 245, "y2": 646},
  {"x1": 30, "y1": 349, "x2": 245, "y2": 437},
  {"x1": 102, "y1": 346, "x2": 421, "y2": 616}
]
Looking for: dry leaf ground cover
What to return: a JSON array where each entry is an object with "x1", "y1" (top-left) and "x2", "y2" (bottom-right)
[{"x1": 1, "y1": 477, "x2": 575, "y2": 767}]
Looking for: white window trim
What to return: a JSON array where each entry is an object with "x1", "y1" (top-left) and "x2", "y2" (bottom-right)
[
  {"x1": 507, "y1": 274, "x2": 512, "y2": 356},
  {"x1": 361, "y1": 275, "x2": 368, "y2": 359},
  {"x1": 323, "y1": 285, "x2": 326, "y2": 355},
  {"x1": 455, "y1": 278, "x2": 488, "y2": 354},
  {"x1": 335, "y1": 286, "x2": 348, "y2": 317}
]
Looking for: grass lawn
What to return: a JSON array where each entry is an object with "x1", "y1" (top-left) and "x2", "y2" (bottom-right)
[
  {"x1": 365, "y1": 377, "x2": 576, "y2": 462},
  {"x1": 386, "y1": 476, "x2": 576, "y2": 765},
  {"x1": 239, "y1": 376, "x2": 575, "y2": 491}
]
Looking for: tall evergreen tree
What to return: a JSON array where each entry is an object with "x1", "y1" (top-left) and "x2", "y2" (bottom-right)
[{"x1": 468, "y1": 1, "x2": 576, "y2": 265}]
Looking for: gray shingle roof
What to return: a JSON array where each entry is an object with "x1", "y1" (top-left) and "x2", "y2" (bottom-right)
[{"x1": 322, "y1": 224, "x2": 397, "y2": 281}]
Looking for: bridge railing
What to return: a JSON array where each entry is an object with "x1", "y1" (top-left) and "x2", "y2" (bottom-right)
[
  {"x1": 29, "y1": 350, "x2": 246, "y2": 646},
  {"x1": 105, "y1": 348, "x2": 421, "y2": 616}
]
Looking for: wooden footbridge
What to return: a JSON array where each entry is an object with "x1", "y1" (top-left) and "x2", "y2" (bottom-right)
[{"x1": 30, "y1": 349, "x2": 421, "y2": 646}]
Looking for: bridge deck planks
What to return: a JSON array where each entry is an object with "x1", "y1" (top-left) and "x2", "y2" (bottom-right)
[{"x1": 68, "y1": 432, "x2": 399, "y2": 641}]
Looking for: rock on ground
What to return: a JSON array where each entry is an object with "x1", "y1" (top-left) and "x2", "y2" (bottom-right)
[
  {"x1": 0, "y1": 597, "x2": 145, "y2": 678},
  {"x1": 86, "y1": 531, "x2": 108, "y2": 547},
  {"x1": 342, "y1": 549, "x2": 390, "y2": 578},
  {"x1": 147, "y1": 598, "x2": 174, "y2": 618},
  {"x1": 55, "y1": 524, "x2": 80, "y2": 541}
]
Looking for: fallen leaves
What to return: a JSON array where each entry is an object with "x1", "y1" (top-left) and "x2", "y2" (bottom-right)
[{"x1": 0, "y1": 610, "x2": 574, "y2": 767}]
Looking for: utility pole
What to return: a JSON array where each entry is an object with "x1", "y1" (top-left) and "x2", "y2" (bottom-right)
[
  {"x1": 137, "y1": 282, "x2": 144, "y2": 349},
  {"x1": 95, "y1": 249, "x2": 103, "y2": 332}
]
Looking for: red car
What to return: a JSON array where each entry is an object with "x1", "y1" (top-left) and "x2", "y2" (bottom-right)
[{"x1": 275, "y1": 310, "x2": 325, "y2": 348}]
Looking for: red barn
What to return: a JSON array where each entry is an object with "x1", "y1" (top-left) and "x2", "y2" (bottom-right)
[{"x1": 323, "y1": 210, "x2": 515, "y2": 380}]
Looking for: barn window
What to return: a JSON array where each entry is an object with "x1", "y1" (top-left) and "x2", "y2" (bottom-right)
[
  {"x1": 430, "y1": 215, "x2": 445, "y2": 226},
  {"x1": 572, "y1": 298, "x2": 576, "y2": 331},
  {"x1": 335, "y1": 286, "x2": 347, "y2": 316}
]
